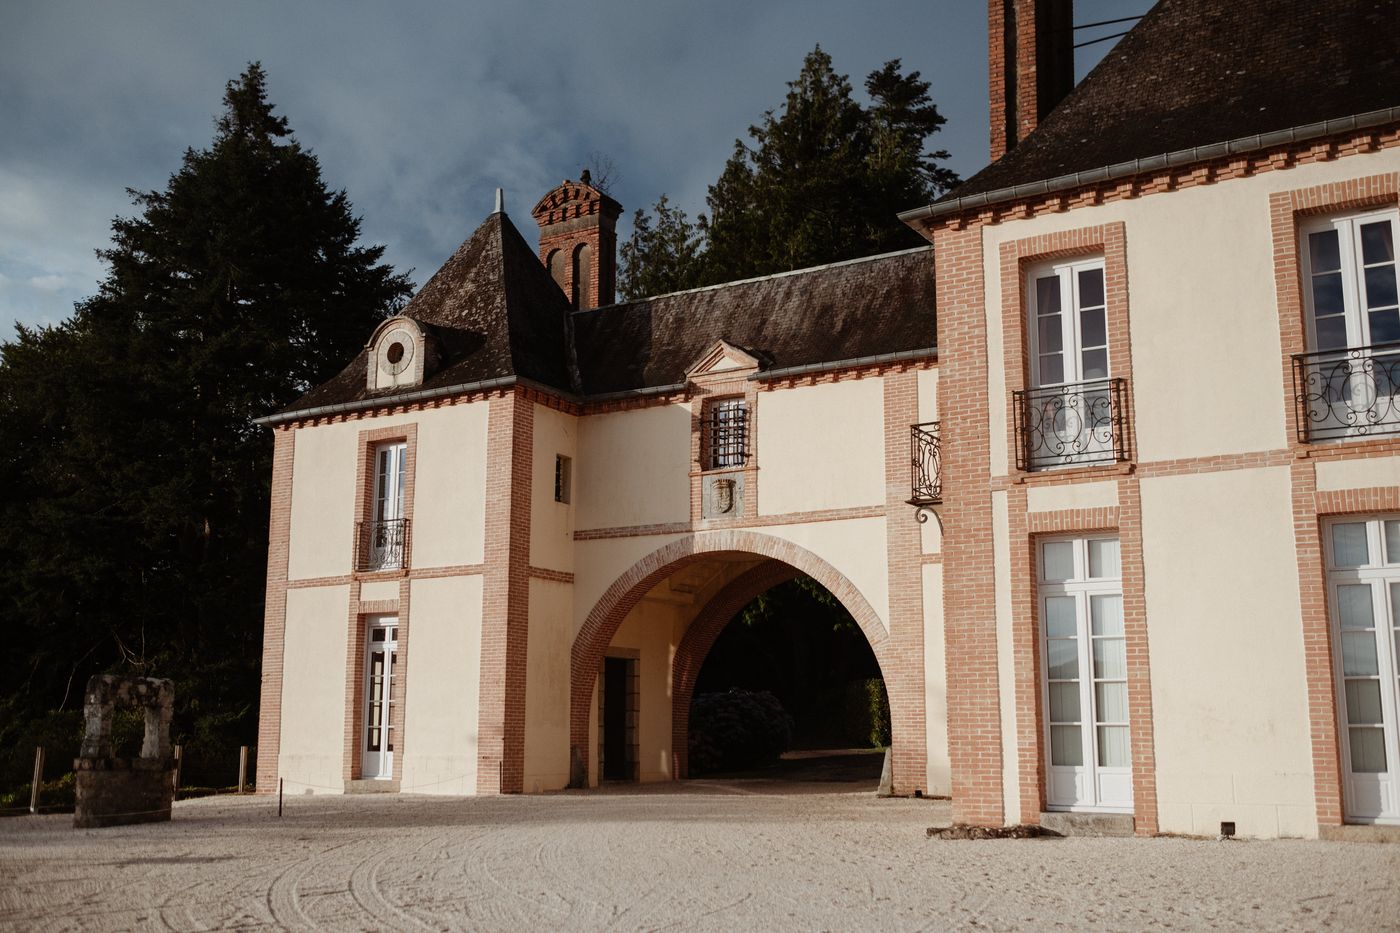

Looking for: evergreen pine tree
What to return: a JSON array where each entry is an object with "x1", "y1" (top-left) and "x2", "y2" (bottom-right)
[
  {"x1": 0, "y1": 63, "x2": 409, "y2": 778},
  {"x1": 617, "y1": 195, "x2": 705, "y2": 300}
]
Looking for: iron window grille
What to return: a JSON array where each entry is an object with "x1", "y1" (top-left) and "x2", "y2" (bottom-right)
[
  {"x1": 1014, "y1": 377, "x2": 1128, "y2": 471},
  {"x1": 1292, "y1": 342, "x2": 1400, "y2": 442},
  {"x1": 908, "y1": 421, "x2": 942, "y2": 506},
  {"x1": 705, "y1": 398, "x2": 750, "y2": 470},
  {"x1": 356, "y1": 518, "x2": 409, "y2": 572}
]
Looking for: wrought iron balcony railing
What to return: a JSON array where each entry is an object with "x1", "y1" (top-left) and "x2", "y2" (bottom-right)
[
  {"x1": 1292, "y1": 342, "x2": 1400, "y2": 443},
  {"x1": 908, "y1": 421, "x2": 942, "y2": 506},
  {"x1": 1014, "y1": 377, "x2": 1129, "y2": 471},
  {"x1": 356, "y1": 518, "x2": 409, "y2": 572}
]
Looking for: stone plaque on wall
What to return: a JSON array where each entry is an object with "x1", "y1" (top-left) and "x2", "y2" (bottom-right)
[{"x1": 701, "y1": 472, "x2": 745, "y2": 519}]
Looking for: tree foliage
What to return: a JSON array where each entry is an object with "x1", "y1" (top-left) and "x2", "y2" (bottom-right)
[
  {"x1": 0, "y1": 63, "x2": 410, "y2": 783},
  {"x1": 619, "y1": 46, "x2": 958, "y2": 298}
]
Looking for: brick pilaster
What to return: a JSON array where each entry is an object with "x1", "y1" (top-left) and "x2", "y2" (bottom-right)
[
  {"x1": 884, "y1": 370, "x2": 930, "y2": 793},
  {"x1": 255, "y1": 426, "x2": 295, "y2": 793},
  {"x1": 477, "y1": 391, "x2": 534, "y2": 793},
  {"x1": 933, "y1": 222, "x2": 1007, "y2": 826}
]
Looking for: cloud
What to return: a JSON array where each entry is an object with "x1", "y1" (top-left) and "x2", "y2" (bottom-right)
[{"x1": 0, "y1": 0, "x2": 1149, "y2": 342}]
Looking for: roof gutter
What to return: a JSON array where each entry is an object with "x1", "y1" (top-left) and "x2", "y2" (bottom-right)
[
  {"x1": 898, "y1": 106, "x2": 1400, "y2": 225},
  {"x1": 751, "y1": 346, "x2": 938, "y2": 381},
  {"x1": 253, "y1": 375, "x2": 524, "y2": 426}
]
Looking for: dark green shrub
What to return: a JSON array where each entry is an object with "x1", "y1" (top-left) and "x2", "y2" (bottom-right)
[{"x1": 688, "y1": 689, "x2": 793, "y2": 773}]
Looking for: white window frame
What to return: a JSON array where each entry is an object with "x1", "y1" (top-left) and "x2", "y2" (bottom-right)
[
  {"x1": 1324, "y1": 515, "x2": 1400, "y2": 825},
  {"x1": 1298, "y1": 209, "x2": 1400, "y2": 440},
  {"x1": 361, "y1": 616, "x2": 399, "y2": 781},
  {"x1": 1039, "y1": 535, "x2": 1133, "y2": 814},
  {"x1": 1026, "y1": 257, "x2": 1110, "y2": 390},
  {"x1": 368, "y1": 441, "x2": 407, "y2": 571}
]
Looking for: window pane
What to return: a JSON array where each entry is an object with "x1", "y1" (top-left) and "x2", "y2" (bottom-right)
[
  {"x1": 1097, "y1": 725, "x2": 1130, "y2": 768},
  {"x1": 1315, "y1": 315, "x2": 1349, "y2": 350},
  {"x1": 1042, "y1": 541, "x2": 1075, "y2": 581},
  {"x1": 1047, "y1": 638, "x2": 1079, "y2": 680},
  {"x1": 1342, "y1": 631, "x2": 1380, "y2": 677},
  {"x1": 1310, "y1": 272, "x2": 1345, "y2": 317},
  {"x1": 1345, "y1": 679, "x2": 1385, "y2": 725},
  {"x1": 1093, "y1": 638, "x2": 1127, "y2": 680},
  {"x1": 1386, "y1": 522, "x2": 1400, "y2": 562},
  {"x1": 1036, "y1": 276, "x2": 1061, "y2": 315},
  {"x1": 1050, "y1": 725, "x2": 1083, "y2": 767},
  {"x1": 1371, "y1": 308, "x2": 1400, "y2": 344},
  {"x1": 1349, "y1": 727, "x2": 1388, "y2": 773},
  {"x1": 1090, "y1": 594, "x2": 1123, "y2": 637},
  {"x1": 1366, "y1": 266, "x2": 1399, "y2": 313},
  {"x1": 1048, "y1": 682, "x2": 1080, "y2": 723},
  {"x1": 1310, "y1": 229, "x2": 1342, "y2": 272},
  {"x1": 1044, "y1": 595, "x2": 1077, "y2": 638},
  {"x1": 1337, "y1": 584, "x2": 1375, "y2": 629},
  {"x1": 1079, "y1": 308, "x2": 1106, "y2": 349},
  {"x1": 1077, "y1": 267, "x2": 1105, "y2": 309},
  {"x1": 1038, "y1": 315, "x2": 1063, "y2": 352},
  {"x1": 1095, "y1": 681, "x2": 1128, "y2": 723},
  {"x1": 1332, "y1": 523, "x2": 1370, "y2": 567},
  {"x1": 1039, "y1": 353, "x2": 1064, "y2": 386},
  {"x1": 1088, "y1": 539, "x2": 1120, "y2": 578},
  {"x1": 1081, "y1": 348, "x2": 1109, "y2": 380},
  {"x1": 1360, "y1": 221, "x2": 1395, "y2": 265}
]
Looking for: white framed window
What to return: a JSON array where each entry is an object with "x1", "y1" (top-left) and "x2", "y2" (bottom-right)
[
  {"x1": 705, "y1": 398, "x2": 749, "y2": 470},
  {"x1": 361, "y1": 616, "x2": 398, "y2": 780},
  {"x1": 1039, "y1": 535, "x2": 1133, "y2": 813},
  {"x1": 1028, "y1": 258, "x2": 1109, "y2": 390},
  {"x1": 1298, "y1": 210, "x2": 1400, "y2": 439},
  {"x1": 554, "y1": 454, "x2": 572, "y2": 504},
  {"x1": 367, "y1": 441, "x2": 407, "y2": 571},
  {"x1": 1021, "y1": 258, "x2": 1118, "y2": 469},
  {"x1": 1324, "y1": 516, "x2": 1400, "y2": 824}
]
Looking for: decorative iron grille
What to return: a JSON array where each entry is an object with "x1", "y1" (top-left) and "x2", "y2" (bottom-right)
[
  {"x1": 356, "y1": 518, "x2": 409, "y2": 572},
  {"x1": 1292, "y1": 343, "x2": 1400, "y2": 443},
  {"x1": 909, "y1": 421, "x2": 942, "y2": 506},
  {"x1": 1014, "y1": 377, "x2": 1128, "y2": 471},
  {"x1": 706, "y1": 398, "x2": 749, "y2": 470}
]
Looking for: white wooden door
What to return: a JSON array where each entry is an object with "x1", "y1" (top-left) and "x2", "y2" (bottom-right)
[
  {"x1": 361, "y1": 618, "x2": 399, "y2": 780},
  {"x1": 1041, "y1": 537, "x2": 1133, "y2": 812},
  {"x1": 1326, "y1": 518, "x2": 1400, "y2": 824}
]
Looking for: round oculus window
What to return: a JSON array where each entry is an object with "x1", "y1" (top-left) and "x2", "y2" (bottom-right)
[{"x1": 380, "y1": 330, "x2": 414, "y2": 375}]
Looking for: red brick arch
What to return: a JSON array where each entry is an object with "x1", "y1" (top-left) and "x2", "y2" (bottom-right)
[{"x1": 569, "y1": 529, "x2": 893, "y2": 787}]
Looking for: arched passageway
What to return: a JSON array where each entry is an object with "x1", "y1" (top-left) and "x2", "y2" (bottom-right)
[{"x1": 568, "y1": 531, "x2": 922, "y2": 791}]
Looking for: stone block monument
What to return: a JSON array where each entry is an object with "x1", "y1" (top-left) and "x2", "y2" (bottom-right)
[{"x1": 73, "y1": 674, "x2": 176, "y2": 829}]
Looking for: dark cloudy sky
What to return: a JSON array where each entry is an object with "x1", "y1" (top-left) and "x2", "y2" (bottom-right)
[{"x1": 0, "y1": 1, "x2": 1150, "y2": 338}]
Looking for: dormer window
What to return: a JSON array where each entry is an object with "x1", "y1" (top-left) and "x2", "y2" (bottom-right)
[{"x1": 366, "y1": 317, "x2": 431, "y2": 391}]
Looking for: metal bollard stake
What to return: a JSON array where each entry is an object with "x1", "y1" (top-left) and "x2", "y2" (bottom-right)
[
  {"x1": 238, "y1": 746, "x2": 248, "y2": 794},
  {"x1": 278, "y1": 777, "x2": 283, "y2": 817},
  {"x1": 29, "y1": 747, "x2": 44, "y2": 814},
  {"x1": 173, "y1": 744, "x2": 183, "y2": 797}
]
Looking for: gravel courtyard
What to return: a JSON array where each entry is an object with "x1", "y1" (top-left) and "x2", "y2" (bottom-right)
[{"x1": 2, "y1": 779, "x2": 1398, "y2": 932}]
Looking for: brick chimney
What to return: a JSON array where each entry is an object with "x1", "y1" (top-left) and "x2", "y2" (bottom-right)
[
  {"x1": 989, "y1": 0, "x2": 1075, "y2": 161},
  {"x1": 531, "y1": 170, "x2": 622, "y2": 310}
]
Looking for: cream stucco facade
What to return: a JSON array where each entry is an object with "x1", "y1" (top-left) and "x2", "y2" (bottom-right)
[{"x1": 254, "y1": 14, "x2": 1400, "y2": 842}]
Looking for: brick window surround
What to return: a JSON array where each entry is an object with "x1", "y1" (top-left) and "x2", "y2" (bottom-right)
[
  {"x1": 1271, "y1": 171, "x2": 1400, "y2": 828},
  {"x1": 687, "y1": 371, "x2": 760, "y2": 523},
  {"x1": 999, "y1": 222, "x2": 1136, "y2": 477},
  {"x1": 343, "y1": 423, "x2": 418, "y2": 784},
  {"x1": 1005, "y1": 494, "x2": 1158, "y2": 835}
]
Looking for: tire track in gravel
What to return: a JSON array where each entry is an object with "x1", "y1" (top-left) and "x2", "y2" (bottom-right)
[
  {"x1": 346, "y1": 832, "x2": 439, "y2": 930},
  {"x1": 265, "y1": 840, "x2": 355, "y2": 930}
]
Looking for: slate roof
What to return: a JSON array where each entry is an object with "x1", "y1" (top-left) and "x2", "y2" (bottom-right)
[
  {"x1": 945, "y1": 0, "x2": 1400, "y2": 204},
  {"x1": 570, "y1": 248, "x2": 935, "y2": 396},
  {"x1": 278, "y1": 211, "x2": 577, "y2": 414}
]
